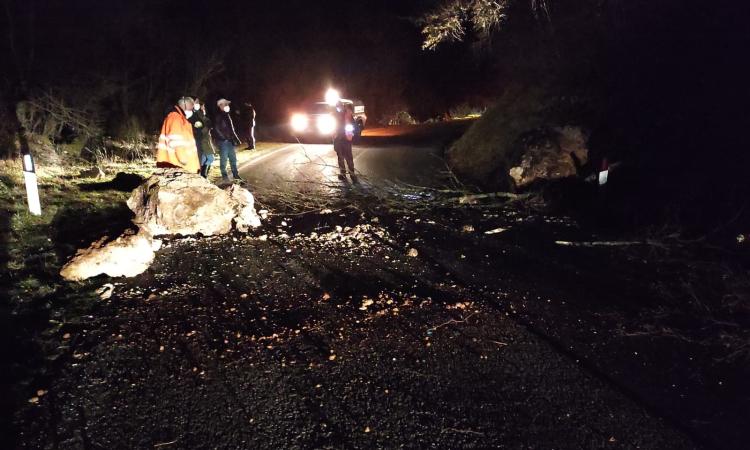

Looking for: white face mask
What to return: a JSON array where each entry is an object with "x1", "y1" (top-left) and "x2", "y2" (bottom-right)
[
  {"x1": 223, "y1": 105, "x2": 231, "y2": 113},
  {"x1": 193, "y1": 103, "x2": 200, "y2": 111},
  {"x1": 184, "y1": 110, "x2": 193, "y2": 119}
]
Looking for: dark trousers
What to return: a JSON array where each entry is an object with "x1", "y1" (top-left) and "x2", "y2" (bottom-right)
[
  {"x1": 200, "y1": 153, "x2": 214, "y2": 178},
  {"x1": 334, "y1": 139, "x2": 355, "y2": 177},
  {"x1": 218, "y1": 140, "x2": 239, "y2": 179}
]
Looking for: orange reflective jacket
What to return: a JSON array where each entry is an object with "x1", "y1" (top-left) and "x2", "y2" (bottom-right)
[{"x1": 156, "y1": 107, "x2": 200, "y2": 173}]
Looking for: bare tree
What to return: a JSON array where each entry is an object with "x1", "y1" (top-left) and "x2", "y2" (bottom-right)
[{"x1": 420, "y1": 0, "x2": 552, "y2": 50}]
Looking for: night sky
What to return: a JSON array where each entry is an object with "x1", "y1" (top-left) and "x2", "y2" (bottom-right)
[{"x1": 3, "y1": 0, "x2": 495, "y2": 123}]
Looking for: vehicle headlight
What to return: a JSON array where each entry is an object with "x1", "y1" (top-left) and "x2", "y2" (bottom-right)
[
  {"x1": 291, "y1": 113, "x2": 309, "y2": 132},
  {"x1": 317, "y1": 114, "x2": 336, "y2": 135}
]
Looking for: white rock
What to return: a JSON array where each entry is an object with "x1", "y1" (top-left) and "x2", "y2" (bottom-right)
[{"x1": 60, "y1": 230, "x2": 157, "y2": 281}]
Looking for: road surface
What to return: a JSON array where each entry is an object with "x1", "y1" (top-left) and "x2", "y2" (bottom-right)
[
  {"x1": 10, "y1": 123, "x2": 743, "y2": 449},
  {"x1": 240, "y1": 122, "x2": 473, "y2": 195},
  {"x1": 240, "y1": 142, "x2": 445, "y2": 196}
]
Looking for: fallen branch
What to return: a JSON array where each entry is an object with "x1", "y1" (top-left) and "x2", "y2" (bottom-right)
[
  {"x1": 441, "y1": 427, "x2": 486, "y2": 436},
  {"x1": 555, "y1": 240, "x2": 670, "y2": 249},
  {"x1": 427, "y1": 312, "x2": 478, "y2": 332},
  {"x1": 457, "y1": 192, "x2": 530, "y2": 204},
  {"x1": 153, "y1": 438, "x2": 179, "y2": 448}
]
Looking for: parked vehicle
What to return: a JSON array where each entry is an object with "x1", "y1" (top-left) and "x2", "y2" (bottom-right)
[{"x1": 290, "y1": 99, "x2": 367, "y2": 137}]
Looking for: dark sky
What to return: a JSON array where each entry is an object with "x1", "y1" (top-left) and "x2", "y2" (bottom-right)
[{"x1": 2, "y1": 0, "x2": 493, "y2": 123}]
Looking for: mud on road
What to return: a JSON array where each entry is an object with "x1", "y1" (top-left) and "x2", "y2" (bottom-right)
[{"x1": 9, "y1": 183, "x2": 749, "y2": 449}]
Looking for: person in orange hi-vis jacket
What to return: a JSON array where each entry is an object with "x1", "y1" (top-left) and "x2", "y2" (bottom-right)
[{"x1": 156, "y1": 97, "x2": 200, "y2": 173}]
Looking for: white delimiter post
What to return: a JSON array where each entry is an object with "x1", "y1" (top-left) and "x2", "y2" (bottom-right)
[{"x1": 22, "y1": 153, "x2": 42, "y2": 215}]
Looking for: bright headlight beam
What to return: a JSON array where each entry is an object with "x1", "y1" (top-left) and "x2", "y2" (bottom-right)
[
  {"x1": 317, "y1": 114, "x2": 336, "y2": 135},
  {"x1": 291, "y1": 113, "x2": 309, "y2": 132}
]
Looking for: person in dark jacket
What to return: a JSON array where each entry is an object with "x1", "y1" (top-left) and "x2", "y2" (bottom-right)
[
  {"x1": 213, "y1": 98, "x2": 244, "y2": 183},
  {"x1": 333, "y1": 102, "x2": 357, "y2": 183},
  {"x1": 187, "y1": 98, "x2": 215, "y2": 178}
]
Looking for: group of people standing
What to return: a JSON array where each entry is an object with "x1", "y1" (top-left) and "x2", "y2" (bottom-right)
[{"x1": 156, "y1": 96, "x2": 254, "y2": 183}]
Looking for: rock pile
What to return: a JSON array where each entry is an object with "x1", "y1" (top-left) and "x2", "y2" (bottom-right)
[
  {"x1": 61, "y1": 169, "x2": 262, "y2": 281},
  {"x1": 509, "y1": 126, "x2": 588, "y2": 189}
]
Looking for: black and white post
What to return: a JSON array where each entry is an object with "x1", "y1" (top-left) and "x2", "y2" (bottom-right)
[{"x1": 22, "y1": 152, "x2": 42, "y2": 216}]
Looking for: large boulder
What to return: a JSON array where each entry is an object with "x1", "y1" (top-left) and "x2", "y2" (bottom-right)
[
  {"x1": 60, "y1": 230, "x2": 161, "y2": 281},
  {"x1": 126, "y1": 169, "x2": 261, "y2": 236},
  {"x1": 509, "y1": 126, "x2": 588, "y2": 189},
  {"x1": 61, "y1": 170, "x2": 263, "y2": 281}
]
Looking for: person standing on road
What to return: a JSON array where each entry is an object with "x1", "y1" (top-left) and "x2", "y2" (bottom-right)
[
  {"x1": 333, "y1": 102, "x2": 357, "y2": 183},
  {"x1": 244, "y1": 102, "x2": 256, "y2": 150},
  {"x1": 156, "y1": 97, "x2": 200, "y2": 174},
  {"x1": 213, "y1": 98, "x2": 244, "y2": 183},
  {"x1": 187, "y1": 98, "x2": 216, "y2": 178}
]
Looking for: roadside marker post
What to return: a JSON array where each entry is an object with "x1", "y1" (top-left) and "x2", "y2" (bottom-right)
[
  {"x1": 22, "y1": 152, "x2": 42, "y2": 216},
  {"x1": 598, "y1": 158, "x2": 609, "y2": 186}
]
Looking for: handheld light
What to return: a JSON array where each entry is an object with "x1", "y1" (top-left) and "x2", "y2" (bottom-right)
[{"x1": 325, "y1": 88, "x2": 340, "y2": 106}]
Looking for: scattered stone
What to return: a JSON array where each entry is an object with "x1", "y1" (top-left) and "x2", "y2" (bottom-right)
[
  {"x1": 462, "y1": 225, "x2": 475, "y2": 233},
  {"x1": 484, "y1": 227, "x2": 507, "y2": 235},
  {"x1": 407, "y1": 248, "x2": 419, "y2": 257},
  {"x1": 96, "y1": 283, "x2": 115, "y2": 299}
]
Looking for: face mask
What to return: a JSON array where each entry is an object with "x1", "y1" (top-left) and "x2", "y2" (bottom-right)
[
  {"x1": 185, "y1": 110, "x2": 193, "y2": 119},
  {"x1": 223, "y1": 105, "x2": 231, "y2": 113},
  {"x1": 193, "y1": 103, "x2": 200, "y2": 111}
]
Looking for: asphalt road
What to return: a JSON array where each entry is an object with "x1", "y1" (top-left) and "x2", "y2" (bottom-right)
[
  {"x1": 241, "y1": 122, "x2": 473, "y2": 194},
  {"x1": 10, "y1": 123, "x2": 742, "y2": 449},
  {"x1": 239, "y1": 141, "x2": 445, "y2": 195}
]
